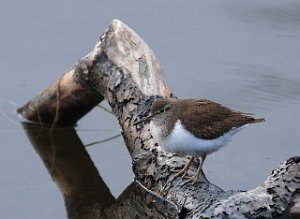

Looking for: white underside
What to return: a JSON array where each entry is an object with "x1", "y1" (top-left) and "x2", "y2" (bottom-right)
[{"x1": 151, "y1": 120, "x2": 247, "y2": 156}]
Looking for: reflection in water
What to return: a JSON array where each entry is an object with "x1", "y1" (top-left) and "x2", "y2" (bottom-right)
[
  {"x1": 22, "y1": 124, "x2": 114, "y2": 218},
  {"x1": 84, "y1": 133, "x2": 122, "y2": 147},
  {"x1": 21, "y1": 124, "x2": 177, "y2": 219},
  {"x1": 0, "y1": 99, "x2": 21, "y2": 126}
]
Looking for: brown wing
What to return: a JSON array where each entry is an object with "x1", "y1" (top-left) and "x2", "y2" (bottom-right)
[{"x1": 179, "y1": 99, "x2": 264, "y2": 139}]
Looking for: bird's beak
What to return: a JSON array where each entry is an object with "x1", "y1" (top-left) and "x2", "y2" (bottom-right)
[{"x1": 134, "y1": 114, "x2": 153, "y2": 125}]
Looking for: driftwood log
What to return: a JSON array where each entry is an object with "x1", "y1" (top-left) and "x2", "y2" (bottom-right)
[{"x1": 18, "y1": 20, "x2": 300, "y2": 219}]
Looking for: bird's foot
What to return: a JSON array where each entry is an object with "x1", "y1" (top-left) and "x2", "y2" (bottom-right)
[
  {"x1": 184, "y1": 163, "x2": 205, "y2": 185},
  {"x1": 185, "y1": 170, "x2": 203, "y2": 185},
  {"x1": 171, "y1": 157, "x2": 195, "y2": 179},
  {"x1": 172, "y1": 167, "x2": 190, "y2": 179}
]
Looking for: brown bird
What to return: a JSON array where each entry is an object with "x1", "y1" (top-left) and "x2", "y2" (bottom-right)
[{"x1": 137, "y1": 98, "x2": 265, "y2": 184}]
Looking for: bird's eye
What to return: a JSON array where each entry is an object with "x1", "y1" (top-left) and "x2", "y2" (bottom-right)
[{"x1": 159, "y1": 109, "x2": 165, "y2": 113}]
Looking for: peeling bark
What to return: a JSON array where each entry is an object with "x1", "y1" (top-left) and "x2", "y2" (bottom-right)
[{"x1": 18, "y1": 20, "x2": 300, "y2": 218}]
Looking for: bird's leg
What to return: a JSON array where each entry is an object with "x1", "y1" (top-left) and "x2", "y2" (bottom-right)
[
  {"x1": 187, "y1": 154, "x2": 206, "y2": 185},
  {"x1": 173, "y1": 156, "x2": 194, "y2": 178}
]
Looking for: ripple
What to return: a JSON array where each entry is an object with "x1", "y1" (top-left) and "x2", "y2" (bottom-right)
[
  {"x1": 0, "y1": 98, "x2": 21, "y2": 127},
  {"x1": 222, "y1": 1, "x2": 300, "y2": 37},
  {"x1": 220, "y1": 64, "x2": 300, "y2": 110}
]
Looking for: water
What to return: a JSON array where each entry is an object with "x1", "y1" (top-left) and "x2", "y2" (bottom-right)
[{"x1": 1, "y1": 1, "x2": 299, "y2": 218}]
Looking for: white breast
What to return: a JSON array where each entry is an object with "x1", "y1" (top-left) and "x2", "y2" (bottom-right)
[{"x1": 152, "y1": 120, "x2": 246, "y2": 156}]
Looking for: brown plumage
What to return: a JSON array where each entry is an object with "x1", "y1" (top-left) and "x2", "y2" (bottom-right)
[
  {"x1": 150, "y1": 98, "x2": 264, "y2": 139},
  {"x1": 144, "y1": 98, "x2": 265, "y2": 184},
  {"x1": 178, "y1": 99, "x2": 264, "y2": 139}
]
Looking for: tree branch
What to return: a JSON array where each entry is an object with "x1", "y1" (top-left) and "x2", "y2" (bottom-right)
[
  {"x1": 17, "y1": 57, "x2": 103, "y2": 126},
  {"x1": 18, "y1": 19, "x2": 300, "y2": 218}
]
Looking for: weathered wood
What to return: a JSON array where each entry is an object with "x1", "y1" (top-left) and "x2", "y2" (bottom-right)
[
  {"x1": 17, "y1": 58, "x2": 103, "y2": 126},
  {"x1": 19, "y1": 19, "x2": 300, "y2": 218},
  {"x1": 87, "y1": 19, "x2": 300, "y2": 218}
]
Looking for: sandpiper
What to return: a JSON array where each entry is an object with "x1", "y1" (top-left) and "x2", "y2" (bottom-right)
[{"x1": 136, "y1": 98, "x2": 264, "y2": 184}]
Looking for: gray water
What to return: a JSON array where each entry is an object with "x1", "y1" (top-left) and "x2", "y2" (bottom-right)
[{"x1": 1, "y1": 1, "x2": 300, "y2": 218}]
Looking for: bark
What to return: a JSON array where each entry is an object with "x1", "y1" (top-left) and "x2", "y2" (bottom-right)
[{"x1": 18, "y1": 19, "x2": 300, "y2": 218}]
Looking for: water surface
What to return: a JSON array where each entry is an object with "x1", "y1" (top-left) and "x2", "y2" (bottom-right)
[{"x1": 0, "y1": 1, "x2": 299, "y2": 218}]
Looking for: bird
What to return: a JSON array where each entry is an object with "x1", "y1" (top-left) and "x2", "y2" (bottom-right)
[{"x1": 136, "y1": 98, "x2": 265, "y2": 184}]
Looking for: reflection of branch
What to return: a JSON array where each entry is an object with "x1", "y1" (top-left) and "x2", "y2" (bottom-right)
[
  {"x1": 100, "y1": 181, "x2": 179, "y2": 219},
  {"x1": 21, "y1": 123, "x2": 179, "y2": 219},
  {"x1": 84, "y1": 133, "x2": 122, "y2": 147},
  {"x1": 96, "y1": 104, "x2": 113, "y2": 115},
  {"x1": 21, "y1": 123, "x2": 115, "y2": 218}
]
